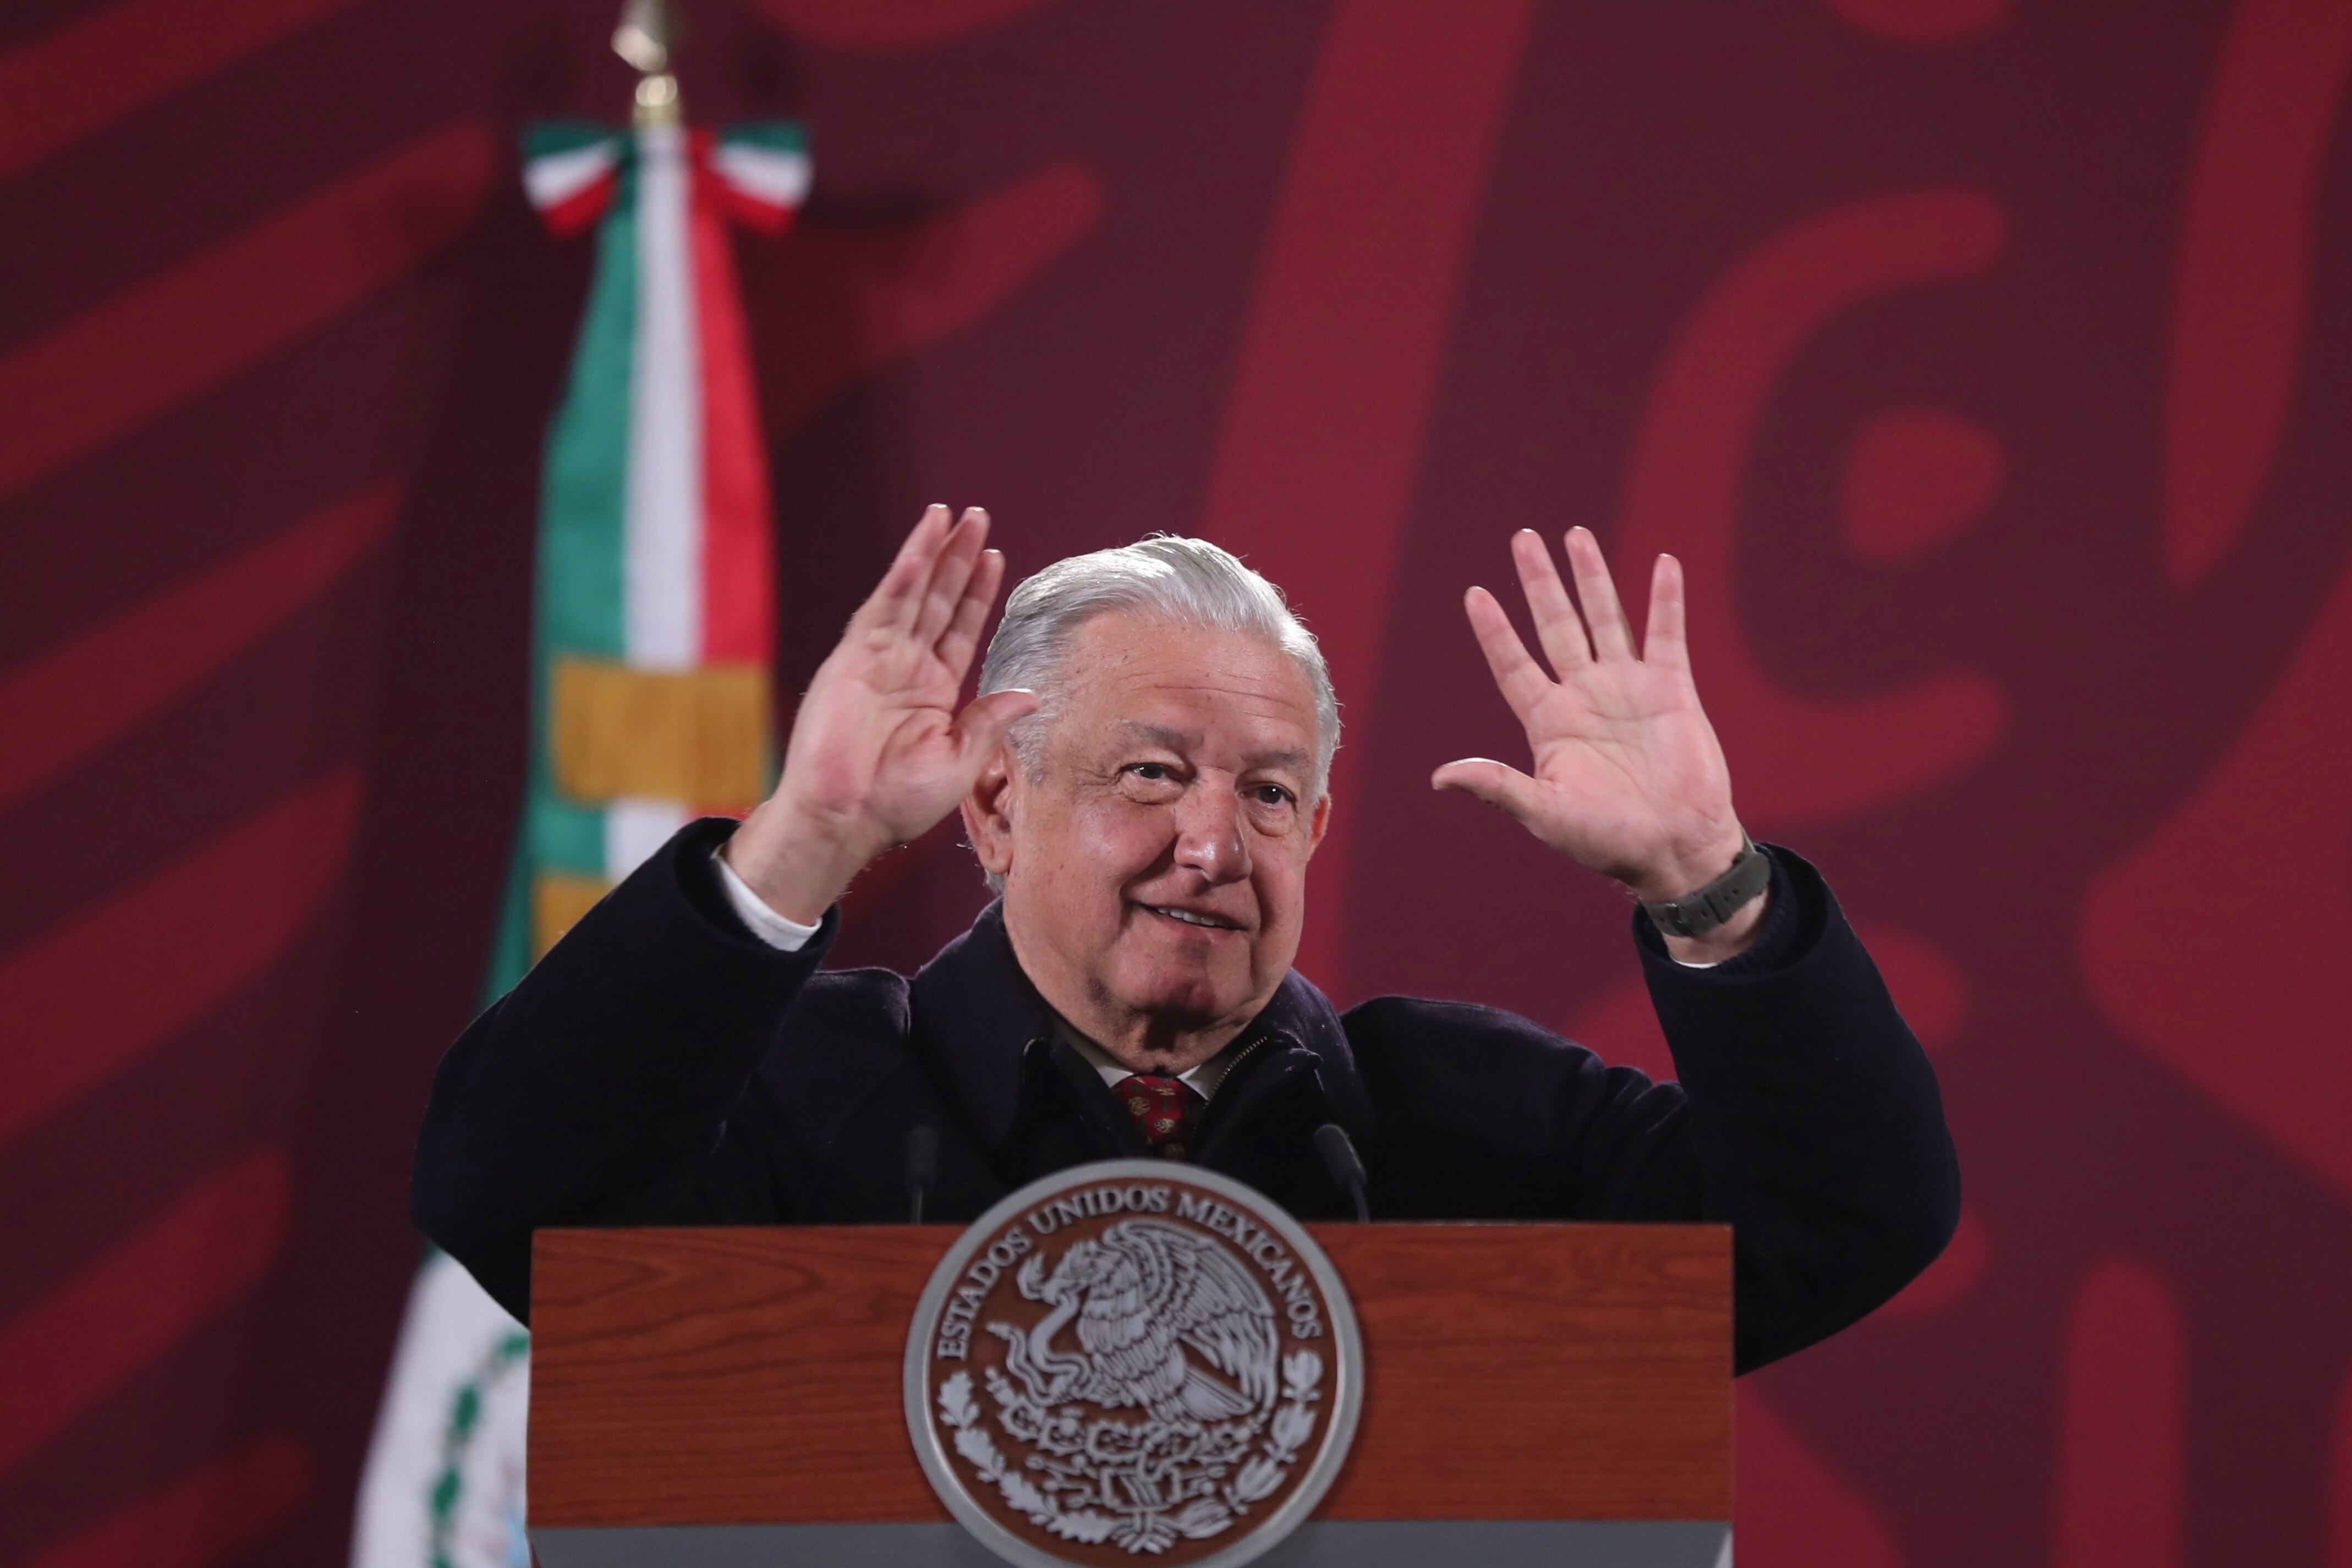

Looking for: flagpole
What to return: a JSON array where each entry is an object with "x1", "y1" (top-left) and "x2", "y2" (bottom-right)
[{"x1": 612, "y1": 0, "x2": 682, "y2": 126}]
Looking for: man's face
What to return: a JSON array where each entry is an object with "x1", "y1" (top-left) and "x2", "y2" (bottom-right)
[{"x1": 972, "y1": 611, "x2": 1329, "y2": 1062}]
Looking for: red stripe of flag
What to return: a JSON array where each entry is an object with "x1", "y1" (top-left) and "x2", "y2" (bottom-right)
[
  {"x1": 692, "y1": 163, "x2": 776, "y2": 668},
  {"x1": 538, "y1": 168, "x2": 619, "y2": 239}
]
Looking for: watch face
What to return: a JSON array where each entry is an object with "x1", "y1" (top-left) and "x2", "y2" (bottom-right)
[{"x1": 904, "y1": 1161, "x2": 1364, "y2": 1568}]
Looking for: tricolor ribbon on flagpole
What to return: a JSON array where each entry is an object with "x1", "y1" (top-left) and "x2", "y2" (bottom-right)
[
  {"x1": 490, "y1": 116, "x2": 809, "y2": 974},
  {"x1": 353, "y1": 12, "x2": 809, "y2": 1562},
  {"x1": 522, "y1": 121, "x2": 811, "y2": 238}
]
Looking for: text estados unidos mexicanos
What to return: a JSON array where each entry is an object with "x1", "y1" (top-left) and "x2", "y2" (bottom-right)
[{"x1": 931, "y1": 1182, "x2": 1325, "y2": 1361}]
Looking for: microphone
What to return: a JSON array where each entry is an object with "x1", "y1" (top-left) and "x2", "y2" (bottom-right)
[
  {"x1": 1312, "y1": 1123, "x2": 1369, "y2": 1222},
  {"x1": 904, "y1": 1124, "x2": 939, "y2": 1224}
]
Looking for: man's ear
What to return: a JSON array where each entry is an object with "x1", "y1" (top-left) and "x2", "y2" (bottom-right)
[
  {"x1": 962, "y1": 746, "x2": 1018, "y2": 878},
  {"x1": 1307, "y1": 790, "x2": 1333, "y2": 856}
]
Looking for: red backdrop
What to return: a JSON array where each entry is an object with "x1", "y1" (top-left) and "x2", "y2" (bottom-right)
[{"x1": 4, "y1": 0, "x2": 2351, "y2": 1563}]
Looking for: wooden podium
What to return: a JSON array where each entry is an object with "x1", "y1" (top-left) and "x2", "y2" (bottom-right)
[{"x1": 528, "y1": 1223, "x2": 1732, "y2": 1567}]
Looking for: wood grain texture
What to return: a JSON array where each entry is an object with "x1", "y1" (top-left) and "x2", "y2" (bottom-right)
[
  {"x1": 530, "y1": 1225, "x2": 956, "y2": 1526},
  {"x1": 529, "y1": 1222, "x2": 1729, "y2": 1527},
  {"x1": 1311, "y1": 1224, "x2": 1729, "y2": 1519}
]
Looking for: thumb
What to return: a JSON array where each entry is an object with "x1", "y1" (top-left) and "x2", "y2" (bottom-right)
[
  {"x1": 952, "y1": 688, "x2": 1040, "y2": 767},
  {"x1": 1431, "y1": 756, "x2": 1547, "y2": 823}
]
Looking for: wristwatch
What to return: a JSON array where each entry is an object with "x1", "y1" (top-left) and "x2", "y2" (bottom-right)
[{"x1": 1641, "y1": 837, "x2": 1770, "y2": 939}]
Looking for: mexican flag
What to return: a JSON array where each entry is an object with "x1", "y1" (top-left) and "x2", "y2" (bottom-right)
[{"x1": 350, "y1": 114, "x2": 807, "y2": 1568}]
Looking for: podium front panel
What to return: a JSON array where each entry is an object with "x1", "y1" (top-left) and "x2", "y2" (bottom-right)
[{"x1": 530, "y1": 1221, "x2": 1730, "y2": 1555}]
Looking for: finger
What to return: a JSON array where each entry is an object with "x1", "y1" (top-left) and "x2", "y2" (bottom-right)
[
  {"x1": 952, "y1": 687, "x2": 1041, "y2": 770},
  {"x1": 914, "y1": 507, "x2": 990, "y2": 645},
  {"x1": 1463, "y1": 585, "x2": 1553, "y2": 722},
  {"x1": 856, "y1": 503, "x2": 953, "y2": 633},
  {"x1": 1510, "y1": 528, "x2": 1593, "y2": 677},
  {"x1": 936, "y1": 548, "x2": 1007, "y2": 682},
  {"x1": 1430, "y1": 757, "x2": 1548, "y2": 823},
  {"x1": 1642, "y1": 552, "x2": 1690, "y2": 673},
  {"x1": 1564, "y1": 527, "x2": 1634, "y2": 661}
]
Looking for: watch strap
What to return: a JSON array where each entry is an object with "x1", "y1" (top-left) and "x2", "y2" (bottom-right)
[{"x1": 1641, "y1": 837, "x2": 1769, "y2": 939}]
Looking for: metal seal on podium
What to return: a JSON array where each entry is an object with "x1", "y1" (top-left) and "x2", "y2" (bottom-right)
[{"x1": 906, "y1": 1161, "x2": 1363, "y2": 1568}]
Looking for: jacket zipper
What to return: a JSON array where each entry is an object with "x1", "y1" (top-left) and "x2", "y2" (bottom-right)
[
  {"x1": 1219, "y1": 1032, "x2": 1273, "y2": 1085},
  {"x1": 1193, "y1": 1031, "x2": 1299, "y2": 1159}
]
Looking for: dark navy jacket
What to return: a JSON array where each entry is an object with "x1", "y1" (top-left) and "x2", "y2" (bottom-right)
[{"x1": 412, "y1": 817, "x2": 1958, "y2": 1372}]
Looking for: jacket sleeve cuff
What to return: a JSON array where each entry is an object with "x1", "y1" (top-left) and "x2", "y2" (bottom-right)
[
  {"x1": 710, "y1": 844, "x2": 825, "y2": 951},
  {"x1": 1629, "y1": 843, "x2": 1810, "y2": 977},
  {"x1": 670, "y1": 815, "x2": 841, "y2": 961}
]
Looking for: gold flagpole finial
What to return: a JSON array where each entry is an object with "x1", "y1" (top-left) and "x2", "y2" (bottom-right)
[{"x1": 613, "y1": 0, "x2": 681, "y2": 127}]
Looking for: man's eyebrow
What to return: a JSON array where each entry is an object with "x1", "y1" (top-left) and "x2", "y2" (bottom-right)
[
  {"x1": 1111, "y1": 721, "x2": 1197, "y2": 749},
  {"x1": 1106, "y1": 722, "x2": 1307, "y2": 772}
]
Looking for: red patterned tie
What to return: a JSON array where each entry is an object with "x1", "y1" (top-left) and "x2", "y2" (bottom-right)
[{"x1": 1114, "y1": 1074, "x2": 1202, "y2": 1161}]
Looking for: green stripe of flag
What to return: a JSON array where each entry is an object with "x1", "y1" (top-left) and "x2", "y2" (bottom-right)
[{"x1": 485, "y1": 153, "x2": 642, "y2": 997}]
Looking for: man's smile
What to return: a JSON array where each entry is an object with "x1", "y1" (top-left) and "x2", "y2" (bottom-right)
[{"x1": 1137, "y1": 902, "x2": 1244, "y2": 931}]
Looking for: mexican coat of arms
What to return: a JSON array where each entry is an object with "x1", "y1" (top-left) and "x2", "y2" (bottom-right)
[{"x1": 905, "y1": 1162, "x2": 1363, "y2": 1568}]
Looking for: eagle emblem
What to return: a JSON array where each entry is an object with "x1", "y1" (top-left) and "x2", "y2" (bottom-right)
[
  {"x1": 908, "y1": 1164, "x2": 1362, "y2": 1568},
  {"x1": 998, "y1": 1218, "x2": 1280, "y2": 1426}
]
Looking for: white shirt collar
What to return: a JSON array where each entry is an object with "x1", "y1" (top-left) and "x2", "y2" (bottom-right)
[{"x1": 1054, "y1": 1017, "x2": 1240, "y2": 1101}]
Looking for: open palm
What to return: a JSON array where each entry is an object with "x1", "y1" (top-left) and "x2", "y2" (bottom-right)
[
  {"x1": 770, "y1": 505, "x2": 1038, "y2": 864},
  {"x1": 1433, "y1": 528, "x2": 1745, "y2": 904},
  {"x1": 726, "y1": 505, "x2": 1036, "y2": 924}
]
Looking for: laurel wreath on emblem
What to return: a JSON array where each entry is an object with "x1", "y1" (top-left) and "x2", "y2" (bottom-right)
[
  {"x1": 426, "y1": 1326, "x2": 529, "y2": 1568},
  {"x1": 934, "y1": 1218, "x2": 1325, "y2": 1555}
]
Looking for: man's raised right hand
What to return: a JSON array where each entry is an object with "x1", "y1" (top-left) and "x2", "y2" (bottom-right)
[{"x1": 723, "y1": 505, "x2": 1038, "y2": 924}]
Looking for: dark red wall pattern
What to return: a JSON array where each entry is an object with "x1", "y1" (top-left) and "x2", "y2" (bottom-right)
[{"x1": 1, "y1": 1, "x2": 2349, "y2": 1564}]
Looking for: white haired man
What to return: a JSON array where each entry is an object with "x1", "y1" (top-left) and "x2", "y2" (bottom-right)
[{"x1": 414, "y1": 506, "x2": 1956, "y2": 1370}]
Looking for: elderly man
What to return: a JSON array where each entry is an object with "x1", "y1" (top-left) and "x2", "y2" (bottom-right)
[{"x1": 414, "y1": 506, "x2": 1956, "y2": 1371}]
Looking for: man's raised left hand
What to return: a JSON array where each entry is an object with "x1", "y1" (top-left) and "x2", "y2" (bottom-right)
[{"x1": 1433, "y1": 527, "x2": 1763, "y2": 958}]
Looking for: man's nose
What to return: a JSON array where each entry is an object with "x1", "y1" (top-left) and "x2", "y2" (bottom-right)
[{"x1": 1171, "y1": 787, "x2": 1251, "y2": 883}]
